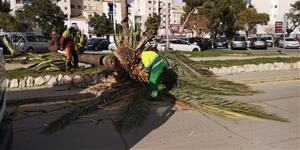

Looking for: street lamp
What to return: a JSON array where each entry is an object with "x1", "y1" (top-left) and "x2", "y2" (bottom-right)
[
  {"x1": 166, "y1": 0, "x2": 170, "y2": 51},
  {"x1": 113, "y1": 0, "x2": 117, "y2": 35}
]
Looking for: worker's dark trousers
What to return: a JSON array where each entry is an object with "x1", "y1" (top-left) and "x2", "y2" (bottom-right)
[{"x1": 65, "y1": 47, "x2": 78, "y2": 69}]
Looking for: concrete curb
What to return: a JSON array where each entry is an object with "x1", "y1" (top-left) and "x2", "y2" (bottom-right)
[{"x1": 233, "y1": 75, "x2": 300, "y2": 84}]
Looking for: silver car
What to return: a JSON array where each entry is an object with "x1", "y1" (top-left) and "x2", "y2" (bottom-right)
[
  {"x1": 14, "y1": 35, "x2": 49, "y2": 53},
  {"x1": 230, "y1": 36, "x2": 247, "y2": 50}
]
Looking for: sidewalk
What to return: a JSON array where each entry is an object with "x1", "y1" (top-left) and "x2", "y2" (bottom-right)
[{"x1": 218, "y1": 69, "x2": 300, "y2": 84}]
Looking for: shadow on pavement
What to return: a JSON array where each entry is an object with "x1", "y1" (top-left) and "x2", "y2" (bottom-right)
[
  {"x1": 11, "y1": 100, "x2": 176, "y2": 150},
  {"x1": 8, "y1": 82, "x2": 176, "y2": 150}
]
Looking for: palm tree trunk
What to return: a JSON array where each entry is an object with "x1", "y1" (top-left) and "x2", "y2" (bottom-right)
[{"x1": 121, "y1": 0, "x2": 129, "y2": 45}]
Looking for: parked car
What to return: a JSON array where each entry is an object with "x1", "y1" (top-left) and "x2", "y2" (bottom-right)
[
  {"x1": 246, "y1": 37, "x2": 254, "y2": 48},
  {"x1": 230, "y1": 36, "x2": 247, "y2": 50},
  {"x1": 279, "y1": 37, "x2": 300, "y2": 49},
  {"x1": 0, "y1": 47, "x2": 13, "y2": 150},
  {"x1": 213, "y1": 37, "x2": 228, "y2": 49},
  {"x1": 261, "y1": 35, "x2": 274, "y2": 47},
  {"x1": 157, "y1": 39, "x2": 201, "y2": 51},
  {"x1": 85, "y1": 38, "x2": 110, "y2": 51},
  {"x1": 108, "y1": 43, "x2": 116, "y2": 51},
  {"x1": 181, "y1": 37, "x2": 211, "y2": 50},
  {"x1": 250, "y1": 37, "x2": 268, "y2": 49},
  {"x1": 14, "y1": 35, "x2": 49, "y2": 53}
]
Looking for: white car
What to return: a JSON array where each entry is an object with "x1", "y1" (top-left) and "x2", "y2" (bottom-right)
[
  {"x1": 157, "y1": 39, "x2": 201, "y2": 52},
  {"x1": 279, "y1": 37, "x2": 300, "y2": 49},
  {"x1": 246, "y1": 37, "x2": 254, "y2": 48},
  {"x1": 108, "y1": 43, "x2": 116, "y2": 51},
  {"x1": 261, "y1": 35, "x2": 274, "y2": 47}
]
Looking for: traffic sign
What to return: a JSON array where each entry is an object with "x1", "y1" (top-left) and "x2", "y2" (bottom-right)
[{"x1": 275, "y1": 21, "x2": 283, "y2": 33}]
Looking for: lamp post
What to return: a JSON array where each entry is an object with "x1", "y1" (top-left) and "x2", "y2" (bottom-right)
[
  {"x1": 113, "y1": 0, "x2": 117, "y2": 34},
  {"x1": 166, "y1": 0, "x2": 170, "y2": 51}
]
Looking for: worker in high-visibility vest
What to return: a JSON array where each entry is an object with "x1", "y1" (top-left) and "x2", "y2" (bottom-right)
[
  {"x1": 135, "y1": 49, "x2": 166, "y2": 99},
  {"x1": 60, "y1": 24, "x2": 79, "y2": 71}
]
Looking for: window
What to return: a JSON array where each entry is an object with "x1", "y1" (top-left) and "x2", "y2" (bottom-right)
[
  {"x1": 71, "y1": 4, "x2": 74, "y2": 8},
  {"x1": 149, "y1": 7, "x2": 151, "y2": 10},
  {"x1": 78, "y1": 5, "x2": 81, "y2": 9},
  {"x1": 148, "y1": 1, "x2": 151, "y2": 3},
  {"x1": 108, "y1": 3, "x2": 113, "y2": 12},
  {"x1": 26, "y1": 36, "x2": 37, "y2": 42},
  {"x1": 16, "y1": 0, "x2": 21, "y2": 3},
  {"x1": 84, "y1": 6, "x2": 87, "y2": 9},
  {"x1": 65, "y1": 7, "x2": 68, "y2": 10},
  {"x1": 274, "y1": 5, "x2": 277, "y2": 8},
  {"x1": 64, "y1": 0, "x2": 67, "y2": 2}
]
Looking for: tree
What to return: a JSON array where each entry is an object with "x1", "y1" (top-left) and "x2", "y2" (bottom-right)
[
  {"x1": 0, "y1": 0, "x2": 10, "y2": 13},
  {"x1": 121, "y1": 0, "x2": 129, "y2": 44},
  {"x1": 237, "y1": 8, "x2": 269, "y2": 37},
  {"x1": 186, "y1": 14, "x2": 209, "y2": 36},
  {"x1": 88, "y1": 13, "x2": 113, "y2": 37},
  {"x1": 286, "y1": 0, "x2": 300, "y2": 35},
  {"x1": 0, "y1": 13, "x2": 17, "y2": 31},
  {"x1": 264, "y1": 25, "x2": 275, "y2": 35},
  {"x1": 22, "y1": 0, "x2": 66, "y2": 34},
  {"x1": 145, "y1": 13, "x2": 161, "y2": 36}
]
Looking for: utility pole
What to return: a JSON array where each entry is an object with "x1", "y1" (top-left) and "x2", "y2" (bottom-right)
[
  {"x1": 165, "y1": 0, "x2": 170, "y2": 51},
  {"x1": 113, "y1": 0, "x2": 117, "y2": 34}
]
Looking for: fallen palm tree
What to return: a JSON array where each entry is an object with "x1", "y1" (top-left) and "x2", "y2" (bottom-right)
[{"x1": 41, "y1": 1, "x2": 288, "y2": 135}]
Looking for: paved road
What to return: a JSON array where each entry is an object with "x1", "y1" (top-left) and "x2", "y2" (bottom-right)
[{"x1": 10, "y1": 80, "x2": 299, "y2": 150}]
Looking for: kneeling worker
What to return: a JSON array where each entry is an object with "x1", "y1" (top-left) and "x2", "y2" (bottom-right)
[{"x1": 135, "y1": 49, "x2": 166, "y2": 99}]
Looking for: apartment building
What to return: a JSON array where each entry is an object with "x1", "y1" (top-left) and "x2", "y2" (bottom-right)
[
  {"x1": 170, "y1": 6, "x2": 183, "y2": 25},
  {"x1": 251, "y1": 0, "x2": 299, "y2": 35},
  {"x1": 10, "y1": 0, "x2": 33, "y2": 15},
  {"x1": 130, "y1": 0, "x2": 172, "y2": 35},
  {"x1": 102, "y1": 0, "x2": 122, "y2": 24}
]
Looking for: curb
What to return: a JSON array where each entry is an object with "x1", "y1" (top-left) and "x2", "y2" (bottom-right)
[
  {"x1": 7, "y1": 92, "x2": 96, "y2": 107},
  {"x1": 221, "y1": 75, "x2": 300, "y2": 84}
]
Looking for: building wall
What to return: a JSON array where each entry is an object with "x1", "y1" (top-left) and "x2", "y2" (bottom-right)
[
  {"x1": 251, "y1": 0, "x2": 299, "y2": 35},
  {"x1": 170, "y1": 6, "x2": 183, "y2": 25},
  {"x1": 102, "y1": 0, "x2": 122, "y2": 24},
  {"x1": 83, "y1": 0, "x2": 103, "y2": 18},
  {"x1": 56, "y1": 0, "x2": 71, "y2": 18},
  {"x1": 130, "y1": 0, "x2": 172, "y2": 36}
]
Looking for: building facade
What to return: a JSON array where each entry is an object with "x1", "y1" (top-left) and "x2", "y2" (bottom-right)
[
  {"x1": 251, "y1": 0, "x2": 300, "y2": 35},
  {"x1": 130, "y1": 0, "x2": 172, "y2": 36}
]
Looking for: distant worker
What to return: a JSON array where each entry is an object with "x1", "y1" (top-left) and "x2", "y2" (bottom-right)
[
  {"x1": 74, "y1": 31, "x2": 87, "y2": 54},
  {"x1": 60, "y1": 24, "x2": 79, "y2": 71},
  {"x1": 135, "y1": 49, "x2": 166, "y2": 99}
]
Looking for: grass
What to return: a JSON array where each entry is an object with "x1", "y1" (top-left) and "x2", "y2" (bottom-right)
[
  {"x1": 6, "y1": 65, "x2": 104, "y2": 79},
  {"x1": 198, "y1": 57, "x2": 300, "y2": 68},
  {"x1": 181, "y1": 50, "x2": 284, "y2": 57}
]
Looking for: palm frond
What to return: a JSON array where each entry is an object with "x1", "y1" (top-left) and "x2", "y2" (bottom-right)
[
  {"x1": 41, "y1": 97, "x2": 106, "y2": 134},
  {"x1": 114, "y1": 90, "x2": 150, "y2": 132}
]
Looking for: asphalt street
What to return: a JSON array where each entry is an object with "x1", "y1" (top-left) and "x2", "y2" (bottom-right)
[{"x1": 10, "y1": 80, "x2": 300, "y2": 150}]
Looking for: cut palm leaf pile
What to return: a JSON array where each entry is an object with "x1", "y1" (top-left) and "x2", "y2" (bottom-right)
[
  {"x1": 43, "y1": 50, "x2": 288, "y2": 134},
  {"x1": 26, "y1": 54, "x2": 66, "y2": 72}
]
